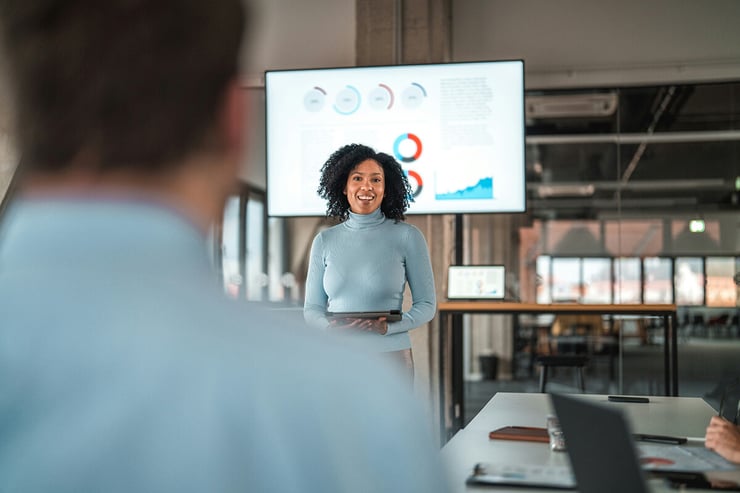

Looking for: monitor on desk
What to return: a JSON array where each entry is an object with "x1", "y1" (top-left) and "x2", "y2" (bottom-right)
[{"x1": 447, "y1": 265, "x2": 505, "y2": 300}]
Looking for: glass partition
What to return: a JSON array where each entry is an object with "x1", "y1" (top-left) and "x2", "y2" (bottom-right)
[{"x1": 464, "y1": 81, "x2": 740, "y2": 425}]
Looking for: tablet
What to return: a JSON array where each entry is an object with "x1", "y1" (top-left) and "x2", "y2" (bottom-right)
[{"x1": 326, "y1": 310, "x2": 402, "y2": 322}]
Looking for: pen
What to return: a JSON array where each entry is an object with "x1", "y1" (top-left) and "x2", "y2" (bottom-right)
[{"x1": 633, "y1": 433, "x2": 687, "y2": 445}]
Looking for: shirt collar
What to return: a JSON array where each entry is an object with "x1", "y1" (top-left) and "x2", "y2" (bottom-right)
[{"x1": 344, "y1": 208, "x2": 385, "y2": 230}]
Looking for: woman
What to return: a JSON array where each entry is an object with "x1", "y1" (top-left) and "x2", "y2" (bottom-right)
[{"x1": 303, "y1": 143, "x2": 436, "y2": 380}]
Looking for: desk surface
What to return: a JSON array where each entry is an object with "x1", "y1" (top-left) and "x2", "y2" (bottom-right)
[{"x1": 441, "y1": 392, "x2": 737, "y2": 492}]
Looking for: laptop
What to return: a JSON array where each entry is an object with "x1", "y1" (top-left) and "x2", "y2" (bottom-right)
[
  {"x1": 447, "y1": 265, "x2": 505, "y2": 300},
  {"x1": 550, "y1": 393, "x2": 649, "y2": 493},
  {"x1": 550, "y1": 394, "x2": 740, "y2": 492}
]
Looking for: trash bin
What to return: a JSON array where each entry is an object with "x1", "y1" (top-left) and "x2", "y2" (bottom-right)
[{"x1": 479, "y1": 354, "x2": 499, "y2": 380}]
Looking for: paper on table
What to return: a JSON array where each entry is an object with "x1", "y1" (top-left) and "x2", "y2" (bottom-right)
[
  {"x1": 638, "y1": 443, "x2": 738, "y2": 472},
  {"x1": 467, "y1": 462, "x2": 576, "y2": 489}
]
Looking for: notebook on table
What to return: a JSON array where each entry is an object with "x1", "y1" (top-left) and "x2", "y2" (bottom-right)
[{"x1": 488, "y1": 425, "x2": 550, "y2": 443}]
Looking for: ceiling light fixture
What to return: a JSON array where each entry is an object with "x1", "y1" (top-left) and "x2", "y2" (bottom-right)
[
  {"x1": 526, "y1": 93, "x2": 618, "y2": 119},
  {"x1": 537, "y1": 184, "x2": 595, "y2": 198},
  {"x1": 689, "y1": 219, "x2": 706, "y2": 233}
]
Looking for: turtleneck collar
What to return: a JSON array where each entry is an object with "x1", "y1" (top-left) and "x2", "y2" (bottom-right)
[{"x1": 344, "y1": 208, "x2": 385, "y2": 230}]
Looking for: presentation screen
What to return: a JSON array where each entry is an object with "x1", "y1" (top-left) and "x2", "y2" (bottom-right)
[
  {"x1": 265, "y1": 60, "x2": 526, "y2": 216},
  {"x1": 447, "y1": 265, "x2": 506, "y2": 300}
]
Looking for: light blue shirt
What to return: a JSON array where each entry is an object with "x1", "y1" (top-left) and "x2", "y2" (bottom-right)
[
  {"x1": 304, "y1": 209, "x2": 436, "y2": 352},
  {"x1": 0, "y1": 197, "x2": 449, "y2": 493}
]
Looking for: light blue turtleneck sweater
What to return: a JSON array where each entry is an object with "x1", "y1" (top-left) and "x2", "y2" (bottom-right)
[{"x1": 303, "y1": 208, "x2": 436, "y2": 352}]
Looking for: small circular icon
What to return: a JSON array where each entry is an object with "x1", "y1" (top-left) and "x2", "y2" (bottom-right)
[
  {"x1": 402, "y1": 83, "x2": 426, "y2": 109},
  {"x1": 303, "y1": 87, "x2": 326, "y2": 112},
  {"x1": 368, "y1": 84, "x2": 394, "y2": 110},
  {"x1": 334, "y1": 85, "x2": 361, "y2": 115}
]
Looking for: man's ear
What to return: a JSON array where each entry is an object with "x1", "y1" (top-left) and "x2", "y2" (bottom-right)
[{"x1": 220, "y1": 78, "x2": 248, "y2": 156}]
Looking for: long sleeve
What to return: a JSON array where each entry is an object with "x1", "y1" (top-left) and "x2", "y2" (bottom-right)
[
  {"x1": 385, "y1": 225, "x2": 436, "y2": 336},
  {"x1": 303, "y1": 234, "x2": 330, "y2": 330}
]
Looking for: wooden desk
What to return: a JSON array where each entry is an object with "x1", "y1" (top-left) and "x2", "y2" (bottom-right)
[
  {"x1": 441, "y1": 392, "x2": 737, "y2": 493},
  {"x1": 438, "y1": 302, "x2": 678, "y2": 438}
]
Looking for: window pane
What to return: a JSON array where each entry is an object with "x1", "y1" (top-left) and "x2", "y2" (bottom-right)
[
  {"x1": 674, "y1": 257, "x2": 704, "y2": 306},
  {"x1": 267, "y1": 217, "x2": 290, "y2": 302},
  {"x1": 705, "y1": 256, "x2": 736, "y2": 307},
  {"x1": 551, "y1": 258, "x2": 581, "y2": 302},
  {"x1": 643, "y1": 257, "x2": 673, "y2": 304},
  {"x1": 245, "y1": 198, "x2": 265, "y2": 301},
  {"x1": 613, "y1": 257, "x2": 641, "y2": 304},
  {"x1": 536, "y1": 255, "x2": 551, "y2": 304},
  {"x1": 581, "y1": 258, "x2": 612, "y2": 304},
  {"x1": 221, "y1": 196, "x2": 241, "y2": 299}
]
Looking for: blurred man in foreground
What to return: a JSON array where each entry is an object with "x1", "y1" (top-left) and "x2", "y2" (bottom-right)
[{"x1": 0, "y1": 1, "x2": 449, "y2": 491}]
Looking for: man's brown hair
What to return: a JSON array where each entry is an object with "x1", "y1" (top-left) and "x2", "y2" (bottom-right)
[{"x1": 0, "y1": 0, "x2": 246, "y2": 173}]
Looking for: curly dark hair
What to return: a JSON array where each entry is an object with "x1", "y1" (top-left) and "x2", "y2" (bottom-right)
[{"x1": 317, "y1": 143, "x2": 412, "y2": 222}]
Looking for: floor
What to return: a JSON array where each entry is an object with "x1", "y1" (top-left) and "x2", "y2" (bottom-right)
[{"x1": 464, "y1": 337, "x2": 740, "y2": 426}]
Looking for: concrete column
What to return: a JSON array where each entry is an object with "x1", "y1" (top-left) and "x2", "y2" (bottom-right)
[
  {"x1": 356, "y1": 0, "x2": 451, "y2": 66},
  {"x1": 356, "y1": 0, "x2": 453, "y2": 432}
]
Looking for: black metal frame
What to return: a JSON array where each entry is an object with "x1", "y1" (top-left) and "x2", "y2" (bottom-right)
[{"x1": 438, "y1": 302, "x2": 678, "y2": 441}]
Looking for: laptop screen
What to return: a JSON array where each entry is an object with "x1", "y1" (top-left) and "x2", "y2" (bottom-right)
[
  {"x1": 550, "y1": 394, "x2": 649, "y2": 493},
  {"x1": 447, "y1": 265, "x2": 505, "y2": 300}
]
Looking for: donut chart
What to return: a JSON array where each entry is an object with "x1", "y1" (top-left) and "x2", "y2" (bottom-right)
[
  {"x1": 393, "y1": 133, "x2": 423, "y2": 163},
  {"x1": 406, "y1": 169, "x2": 423, "y2": 198}
]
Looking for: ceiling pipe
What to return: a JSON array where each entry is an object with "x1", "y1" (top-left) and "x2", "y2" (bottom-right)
[
  {"x1": 621, "y1": 86, "x2": 677, "y2": 183},
  {"x1": 526, "y1": 129, "x2": 740, "y2": 145},
  {"x1": 528, "y1": 179, "x2": 730, "y2": 193}
]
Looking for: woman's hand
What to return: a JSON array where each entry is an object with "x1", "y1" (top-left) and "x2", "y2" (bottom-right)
[
  {"x1": 705, "y1": 416, "x2": 740, "y2": 464},
  {"x1": 365, "y1": 317, "x2": 388, "y2": 335},
  {"x1": 328, "y1": 317, "x2": 388, "y2": 335}
]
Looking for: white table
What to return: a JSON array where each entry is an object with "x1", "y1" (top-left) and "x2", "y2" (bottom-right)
[{"x1": 440, "y1": 392, "x2": 739, "y2": 492}]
